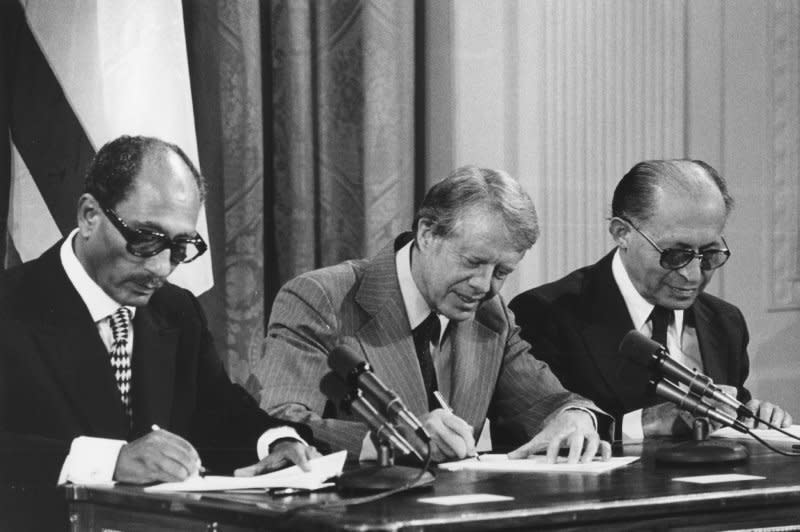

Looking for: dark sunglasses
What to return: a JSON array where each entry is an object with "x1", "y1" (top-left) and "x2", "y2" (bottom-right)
[
  {"x1": 102, "y1": 205, "x2": 207, "y2": 264},
  {"x1": 621, "y1": 217, "x2": 730, "y2": 271}
]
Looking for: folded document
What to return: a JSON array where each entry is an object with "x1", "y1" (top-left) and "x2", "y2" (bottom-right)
[
  {"x1": 145, "y1": 450, "x2": 346, "y2": 492},
  {"x1": 711, "y1": 425, "x2": 800, "y2": 452},
  {"x1": 438, "y1": 454, "x2": 639, "y2": 473}
]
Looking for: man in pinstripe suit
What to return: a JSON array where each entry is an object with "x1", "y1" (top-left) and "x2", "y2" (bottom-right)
[{"x1": 260, "y1": 166, "x2": 611, "y2": 463}]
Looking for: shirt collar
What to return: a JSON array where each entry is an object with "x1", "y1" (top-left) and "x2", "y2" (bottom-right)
[
  {"x1": 611, "y1": 248, "x2": 683, "y2": 333},
  {"x1": 396, "y1": 240, "x2": 448, "y2": 341},
  {"x1": 60, "y1": 228, "x2": 136, "y2": 323}
]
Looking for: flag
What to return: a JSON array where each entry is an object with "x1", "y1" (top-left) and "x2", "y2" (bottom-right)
[{"x1": 1, "y1": 0, "x2": 213, "y2": 295}]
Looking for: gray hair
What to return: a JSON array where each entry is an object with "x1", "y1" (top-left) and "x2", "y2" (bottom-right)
[{"x1": 412, "y1": 165, "x2": 539, "y2": 252}]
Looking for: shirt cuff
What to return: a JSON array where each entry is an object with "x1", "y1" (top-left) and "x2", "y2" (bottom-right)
[
  {"x1": 621, "y1": 409, "x2": 645, "y2": 441},
  {"x1": 359, "y1": 431, "x2": 378, "y2": 462},
  {"x1": 563, "y1": 406, "x2": 598, "y2": 431},
  {"x1": 57, "y1": 436, "x2": 126, "y2": 486},
  {"x1": 256, "y1": 427, "x2": 306, "y2": 460}
]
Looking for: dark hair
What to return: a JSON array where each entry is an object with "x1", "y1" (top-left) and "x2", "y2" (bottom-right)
[
  {"x1": 84, "y1": 135, "x2": 207, "y2": 208},
  {"x1": 412, "y1": 165, "x2": 539, "y2": 252},
  {"x1": 611, "y1": 159, "x2": 733, "y2": 223}
]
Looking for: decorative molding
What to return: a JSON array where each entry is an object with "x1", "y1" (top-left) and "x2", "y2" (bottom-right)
[
  {"x1": 769, "y1": 0, "x2": 800, "y2": 310},
  {"x1": 530, "y1": 1, "x2": 687, "y2": 284}
]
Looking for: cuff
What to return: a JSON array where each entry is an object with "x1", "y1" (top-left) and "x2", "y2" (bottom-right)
[
  {"x1": 359, "y1": 431, "x2": 378, "y2": 462},
  {"x1": 57, "y1": 436, "x2": 126, "y2": 486},
  {"x1": 621, "y1": 409, "x2": 645, "y2": 441},
  {"x1": 256, "y1": 427, "x2": 306, "y2": 460}
]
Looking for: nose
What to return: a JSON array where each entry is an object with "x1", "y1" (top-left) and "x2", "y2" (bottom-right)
[
  {"x1": 675, "y1": 256, "x2": 703, "y2": 283},
  {"x1": 468, "y1": 265, "x2": 494, "y2": 294},
  {"x1": 144, "y1": 248, "x2": 175, "y2": 278}
]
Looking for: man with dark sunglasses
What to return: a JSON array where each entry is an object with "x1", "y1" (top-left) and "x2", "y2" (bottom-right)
[
  {"x1": 0, "y1": 136, "x2": 317, "y2": 490},
  {"x1": 510, "y1": 159, "x2": 792, "y2": 440}
]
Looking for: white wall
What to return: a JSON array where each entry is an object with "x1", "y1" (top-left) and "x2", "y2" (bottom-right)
[{"x1": 426, "y1": 0, "x2": 800, "y2": 410}]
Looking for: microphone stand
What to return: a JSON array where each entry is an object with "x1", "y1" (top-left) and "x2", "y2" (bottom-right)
[
  {"x1": 337, "y1": 433, "x2": 435, "y2": 492},
  {"x1": 650, "y1": 379, "x2": 749, "y2": 464},
  {"x1": 655, "y1": 417, "x2": 749, "y2": 464}
]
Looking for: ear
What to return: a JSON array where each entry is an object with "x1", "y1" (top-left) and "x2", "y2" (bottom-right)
[
  {"x1": 609, "y1": 217, "x2": 632, "y2": 250},
  {"x1": 76, "y1": 194, "x2": 102, "y2": 238},
  {"x1": 415, "y1": 217, "x2": 436, "y2": 250}
]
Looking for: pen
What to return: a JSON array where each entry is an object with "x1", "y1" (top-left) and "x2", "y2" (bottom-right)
[
  {"x1": 152, "y1": 424, "x2": 207, "y2": 476},
  {"x1": 432, "y1": 391, "x2": 481, "y2": 461}
]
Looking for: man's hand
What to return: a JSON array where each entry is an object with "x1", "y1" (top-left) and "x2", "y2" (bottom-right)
[
  {"x1": 508, "y1": 410, "x2": 611, "y2": 463},
  {"x1": 418, "y1": 409, "x2": 476, "y2": 462},
  {"x1": 745, "y1": 399, "x2": 793, "y2": 429},
  {"x1": 114, "y1": 428, "x2": 201, "y2": 484},
  {"x1": 233, "y1": 441, "x2": 322, "y2": 477}
]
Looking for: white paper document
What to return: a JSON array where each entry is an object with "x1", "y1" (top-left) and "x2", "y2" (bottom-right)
[
  {"x1": 144, "y1": 450, "x2": 346, "y2": 493},
  {"x1": 711, "y1": 425, "x2": 800, "y2": 452},
  {"x1": 438, "y1": 454, "x2": 639, "y2": 473},
  {"x1": 418, "y1": 494, "x2": 514, "y2": 506},
  {"x1": 673, "y1": 473, "x2": 765, "y2": 484}
]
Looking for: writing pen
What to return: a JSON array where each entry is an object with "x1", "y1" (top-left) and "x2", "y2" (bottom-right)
[
  {"x1": 432, "y1": 391, "x2": 481, "y2": 461},
  {"x1": 151, "y1": 424, "x2": 207, "y2": 476}
]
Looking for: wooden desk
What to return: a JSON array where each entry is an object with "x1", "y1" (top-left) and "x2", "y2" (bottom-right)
[{"x1": 66, "y1": 442, "x2": 800, "y2": 531}]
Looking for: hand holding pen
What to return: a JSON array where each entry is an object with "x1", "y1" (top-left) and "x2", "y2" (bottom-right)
[
  {"x1": 112, "y1": 424, "x2": 203, "y2": 484},
  {"x1": 432, "y1": 391, "x2": 481, "y2": 461}
]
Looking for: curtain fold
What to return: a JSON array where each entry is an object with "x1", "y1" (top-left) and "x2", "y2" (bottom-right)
[{"x1": 187, "y1": 0, "x2": 418, "y2": 395}]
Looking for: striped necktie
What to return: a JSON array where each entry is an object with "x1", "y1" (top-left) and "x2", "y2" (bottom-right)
[{"x1": 109, "y1": 307, "x2": 133, "y2": 421}]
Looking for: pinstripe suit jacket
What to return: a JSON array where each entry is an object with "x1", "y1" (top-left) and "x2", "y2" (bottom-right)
[{"x1": 259, "y1": 235, "x2": 602, "y2": 458}]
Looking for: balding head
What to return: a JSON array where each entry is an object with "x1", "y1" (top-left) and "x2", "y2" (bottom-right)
[{"x1": 611, "y1": 159, "x2": 733, "y2": 225}]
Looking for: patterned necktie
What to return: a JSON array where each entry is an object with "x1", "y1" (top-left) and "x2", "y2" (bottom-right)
[
  {"x1": 109, "y1": 307, "x2": 133, "y2": 421},
  {"x1": 413, "y1": 312, "x2": 440, "y2": 410},
  {"x1": 650, "y1": 305, "x2": 672, "y2": 348}
]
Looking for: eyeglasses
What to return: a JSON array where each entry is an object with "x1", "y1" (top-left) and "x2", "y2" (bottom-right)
[
  {"x1": 620, "y1": 217, "x2": 731, "y2": 271},
  {"x1": 102, "y1": 206, "x2": 207, "y2": 264}
]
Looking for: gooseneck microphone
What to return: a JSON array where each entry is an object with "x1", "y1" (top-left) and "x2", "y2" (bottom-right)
[
  {"x1": 319, "y1": 372, "x2": 422, "y2": 460},
  {"x1": 328, "y1": 344, "x2": 431, "y2": 443},
  {"x1": 651, "y1": 378, "x2": 749, "y2": 434},
  {"x1": 619, "y1": 330, "x2": 754, "y2": 419}
]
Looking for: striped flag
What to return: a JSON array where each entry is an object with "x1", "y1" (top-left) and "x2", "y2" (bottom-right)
[{"x1": 1, "y1": 0, "x2": 213, "y2": 295}]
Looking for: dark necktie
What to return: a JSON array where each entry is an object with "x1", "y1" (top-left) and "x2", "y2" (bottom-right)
[
  {"x1": 413, "y1": 312, "x2": 440, "y2": 410},
  {"x1": 109, "y1": 307, "x2": 133, "y2": 421},
  {"x1": 650, "y1": 305, "x2": 672, "y2": 348}
]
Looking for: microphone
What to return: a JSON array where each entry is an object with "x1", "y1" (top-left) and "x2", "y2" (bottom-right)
[
  {"x1": 319, "y1": 372, "x2": 422, "y2": 460},
  {"x1": 620, "y1": 330, "x2": 753, "y2": 418},
  {"x1": 652, "y1": 378, "x2": 749, "y2": 434},
  {"x1": 328, "y1": 344, "x2": 431, "y2": 443}
]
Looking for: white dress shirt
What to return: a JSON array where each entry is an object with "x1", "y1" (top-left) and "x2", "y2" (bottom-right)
[{"x1": 612, "y1": 250, "x2": 703, "y2": 439}]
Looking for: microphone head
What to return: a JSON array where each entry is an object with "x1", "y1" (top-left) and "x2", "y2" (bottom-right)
[
  {"x1": 328, "y1": 342, "x2": 367, "y2": 381},
  {"x1": 319, "y1": 371, "x2": 354, "y2": 406},
  {"x1": 619, "y1": 329, "x2": 664, "y2": 368}
]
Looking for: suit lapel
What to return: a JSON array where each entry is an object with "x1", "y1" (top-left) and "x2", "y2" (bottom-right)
[
  {"x1": 354, "y1": 241, "x2": 429, "y2": 416},
  {"x1": 130, "y1": 306, "x2": 178, "y2": 436},
  {"x1": 31, "y1": 247, "x2": 129, "y2": 437},
  {"x1": 691, "y1": 298, "x2": 728, "y2": 382},
  {"x1": 581, "y1": 252, "x2": 650, "y2": 412},
  {"x1": 449, "y1": 318, "x2": 501, "y2": 430}
]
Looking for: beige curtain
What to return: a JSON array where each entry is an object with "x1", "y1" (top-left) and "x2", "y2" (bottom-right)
[
  {"x1": 270, "y1": 0, "x2": 417, "y2": 284},
  {"x1": 188, "y1": 0, "x2": 418, "y2": 399}
]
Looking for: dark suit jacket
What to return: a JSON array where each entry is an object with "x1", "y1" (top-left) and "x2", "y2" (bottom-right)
[
  {"x1": 509, "y1": 250, "x2": 752, "y2": 427},
  {"x1": 0, "y1": 242, "x2": 310, "y2": 482},
  {"x1": 259, "y1": 234, "x2": 605, "y2": 458}
]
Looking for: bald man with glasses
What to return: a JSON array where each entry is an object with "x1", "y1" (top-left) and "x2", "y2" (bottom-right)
[{"x1": 510, "y1": 159, "x2": 792, "y2": 440}]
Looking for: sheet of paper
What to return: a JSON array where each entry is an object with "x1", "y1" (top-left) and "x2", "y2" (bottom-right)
[
  {"x1": 144, "y1": 450, "x2": 346, "y2": 493},
  {"x1": 673, "y1": 473, "x2": 765, "y2": 484},
  {"x1": 438, "y1": 454, "x2": 639, "y2": 473},
  {"x1": 418, "y1": 494, "x2": 514, "y2": 506},
  {"x1": 711, "y1": 424, "x2": 800, "y2": 452}
]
